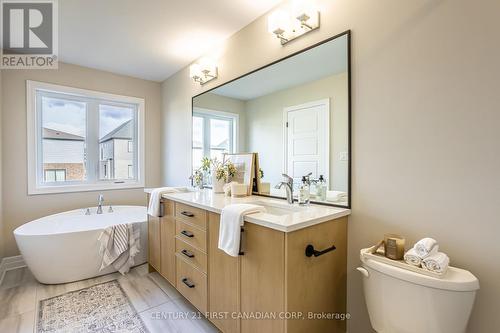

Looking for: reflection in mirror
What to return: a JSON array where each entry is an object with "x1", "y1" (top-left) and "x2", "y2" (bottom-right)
[{"x1": 192, "y1": 32, "x2": 350, "y2": 207}]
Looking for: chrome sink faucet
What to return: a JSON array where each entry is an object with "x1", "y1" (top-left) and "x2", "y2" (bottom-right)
[
  {"x1": 97, "y1": 194, "x2": 104, "y2": 214},
  {"x1": 275, "y1": 174, "x2": 294, "y2": 204}
]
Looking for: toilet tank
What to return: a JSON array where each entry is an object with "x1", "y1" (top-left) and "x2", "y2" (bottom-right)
[{"x1": 359, "y1": 257, "x2": 479, "y2": 333}]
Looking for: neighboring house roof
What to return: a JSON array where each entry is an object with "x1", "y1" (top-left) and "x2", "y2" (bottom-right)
[
  {"x1": 43, "y1": 128, "x2": 84, "y2": 141},
  {"x1": 193, "y1": 138, "x2": 228, "y2": 149},
  {"x1": 100, "y1": 119, "x2": 133, "y2": 143},
  {"x1": 214, "y1": 138, "x2": 228, "y2": 149}
]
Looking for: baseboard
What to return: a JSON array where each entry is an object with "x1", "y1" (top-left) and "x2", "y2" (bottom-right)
[{"x1": 0, "y1": 255, "x2": 26, "y2": 286}]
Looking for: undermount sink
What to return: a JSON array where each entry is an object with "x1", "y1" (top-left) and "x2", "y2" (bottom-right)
[
  {"x1": 251, "y1": 201, "x2": 303, "y2": 216},
  {"x1": 175, "y1": 187, "x2": 195, "y2": 193}
]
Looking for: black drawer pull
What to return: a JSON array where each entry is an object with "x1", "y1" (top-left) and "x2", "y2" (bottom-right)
[
  {"x1": 181, "y1": 249, "x2": 195, "y2": 258},
  {"x1": 305, "y1": 244, "x2": 336, "y2": 257},
  {"x1": 181, "y1": 230, "x2": 194, "y2": 238},
  {"x1": 181, "y1": 211, "x2": 195, "y2": 217},
  {"x1": 182, "y1": 278, "x2": 195, "y2": 288}
]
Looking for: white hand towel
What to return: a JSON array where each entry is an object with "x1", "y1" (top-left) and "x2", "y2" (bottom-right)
[
  {"x1": 404, "y1": 248, "x2": 422, "y2": 267},
  {"x1": 414, "y1": 238, "x2": 439, "y2": 258},
  {"x1": 218, "y1": 204, "x2": 266, "y2": 257},
  {"x1": 147, "y1": 187, "x2": 182, "y2": 217},
  {"x1": 422, "y1": 252, "x2": 450, "y2": 274}
]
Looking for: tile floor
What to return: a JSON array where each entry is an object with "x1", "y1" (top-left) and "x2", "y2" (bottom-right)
[{"x1": 0, "y1": 264, "x2": 219, "y2": 333}]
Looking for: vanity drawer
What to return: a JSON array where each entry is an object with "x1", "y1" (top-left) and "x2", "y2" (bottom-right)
[
  {"x1": 175, "y1": 238, "x2": 207, "y2": 273},
  {"x1": 175, "y1": 203, "x2": 207, "y2": 230},
  {"x1": 176, "y1": 256, "x2": 208, "y2": 313},
  {"x1": 176, "y1": 221, "x2": 207, "y2": 252}
]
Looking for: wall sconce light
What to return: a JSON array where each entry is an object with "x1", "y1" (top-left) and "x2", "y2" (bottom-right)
[
  {"x1": 268, "y1": 2, "x2": 320, "y2": 45},
  {"x1": 189, "y1": 57, "x2": 218, "y2": 85}
]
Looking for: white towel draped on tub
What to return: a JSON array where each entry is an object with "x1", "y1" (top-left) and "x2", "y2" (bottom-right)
[
  {"x1": 148, "y1": 187, "x2": 183, "y2": 217},
  {"x1": 98, "y1": 224, "x2": 140, "y2": 274},
  {"x1": 422, "y1": 252, "x2": 450, "y2": 274},
  {"x1": 218, "y1": 204, "x2": 266, "y2": 257}
]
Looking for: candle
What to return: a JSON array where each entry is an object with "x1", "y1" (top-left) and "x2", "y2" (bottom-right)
[{"x1": 384, "y1": 234, "x2": 406, "y2": 260}]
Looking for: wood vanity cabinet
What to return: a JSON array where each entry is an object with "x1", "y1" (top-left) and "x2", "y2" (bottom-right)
[
  {"x1": 147, "y1": 213, "x2": 161, "y2": 271},
  {"x1": 148, "y1": 198, "x2": 348, "y2": 333},
  {"x1": 208, "y1": 212, "x2": 241, "y2": 333},
  {"x1": 159, "y1": 200, "x2": 176, "y2": 283}
]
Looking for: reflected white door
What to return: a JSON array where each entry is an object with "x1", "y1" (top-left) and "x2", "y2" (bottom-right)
[{"x1": 284, "y1": 99, "x2": 329, "y2": 185}]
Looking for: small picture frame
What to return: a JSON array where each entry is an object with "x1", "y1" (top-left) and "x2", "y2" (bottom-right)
[{"x1": 223, "y1": 153, "x2": 256, "y2": 195}]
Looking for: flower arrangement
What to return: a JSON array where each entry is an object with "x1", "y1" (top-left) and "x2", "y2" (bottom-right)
[
  {"x1": 201, "y1": 156, "x2": 211, "y2": 172},
  {"x1": 190, "y1": 156, "x2": 238, "y2": 191},
  {"x1": 211, "y1": 158, "x2": 237, "y2": 182},
  {"x1": 190, "y1": 169, "x2": 204, "y2": 188}
]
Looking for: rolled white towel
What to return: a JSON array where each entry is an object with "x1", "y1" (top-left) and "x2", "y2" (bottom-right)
[
  {"x1": 422, "y1": 252, "x2": 450, "y2": 274},
  {"x1": 326, "y1": 191, "x2": 348, "y2": 202},
  {"x1": 414, "y1": 238, "x2": 439, "y2": 258},
  {"x1": 404, "y1": 248, "x2": 422, "y2": 267}
]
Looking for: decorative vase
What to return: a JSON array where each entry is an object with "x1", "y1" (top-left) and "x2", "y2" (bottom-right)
[{"x1": 212, "y1": 175, "x2": 226, "y2": 193}]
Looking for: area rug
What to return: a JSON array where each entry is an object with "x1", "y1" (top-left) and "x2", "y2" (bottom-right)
[{"x1": 37, "y1": 280, "x2": 149, "y2": 333}]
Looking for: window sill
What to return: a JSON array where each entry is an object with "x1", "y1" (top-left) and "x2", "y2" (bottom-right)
[{"x1": 28, "y1": 181, "x2": 145, "y2": 195}]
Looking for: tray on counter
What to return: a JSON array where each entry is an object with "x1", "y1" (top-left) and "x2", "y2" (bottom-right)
[{"x1": 360, "y1": 247, "x2": 446, "y2": 278}]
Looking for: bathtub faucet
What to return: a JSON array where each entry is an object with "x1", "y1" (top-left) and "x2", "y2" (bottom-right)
[{"x1": 97, "y1": 194, "x2": 104, "y2": 214}]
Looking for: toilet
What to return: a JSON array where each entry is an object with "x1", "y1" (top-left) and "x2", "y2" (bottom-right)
[{"x1": 358, "y1": 254, "x2": 479, "y2": 333}]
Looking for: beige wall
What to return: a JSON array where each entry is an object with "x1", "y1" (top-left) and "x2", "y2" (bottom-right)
[
  {"x1": 193, "y1": 93, "x2": 247, "y2": 152},
  {"x1": 1, "y1": 63, "x2": 162, "y2": 257},
  {"x1": 244, "y1": 72, "x2": 348, "y2": 191},
  {"x1": 161, "y1": 0, "x2": 500, "y2": 331}
]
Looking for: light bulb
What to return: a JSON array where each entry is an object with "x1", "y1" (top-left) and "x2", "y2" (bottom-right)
[
  {"x1": 189, "y1": 63, "x2": 201, "y2": 79},
  {"x1": 267, "y1": 10, "x2": 291, "y2": 35},
  {"x1": 292, "y1": 0, "x2": 318, "y2": 28}
]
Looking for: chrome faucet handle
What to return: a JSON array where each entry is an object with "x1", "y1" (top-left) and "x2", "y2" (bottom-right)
[
  {"x1": 108, "y1": 206, "x2": 113, "y2": 213},
  {"x1": 85, "y1": 208, "x2": 91, "y2": 215},
  {"x1": 281, "y1": 173, "x2": 294, "y2": 184}
]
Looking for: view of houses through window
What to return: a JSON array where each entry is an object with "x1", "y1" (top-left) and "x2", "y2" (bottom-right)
[
  {"x1": 41, "y1": 96, "x2": 87, "y2": 182},
  {"x1": 39, "y1": 91, "x2": 137, "y2": 186},
  {"x1": 98, "y1": 104, "x2": 135, "y2": 181}
]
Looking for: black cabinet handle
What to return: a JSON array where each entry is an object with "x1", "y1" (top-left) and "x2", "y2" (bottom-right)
[
  {"x1": 181, "y1": 249, "x2": 195, "y2": 258},
  {"x1": 305, "y1": 244, "x2": 336, "y2": 257},
  {"x1": 182, "y1": 278, "x2": 195, "y2": 288},
  {"x1": 181, "y1": 211, "x2": 195, "y2": 217},
  {"x1": 181, "y1": 230, "x2": 194, "y2": 238}
]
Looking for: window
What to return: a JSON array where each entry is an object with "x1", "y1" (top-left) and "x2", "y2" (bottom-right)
[
  {"x1": 128, "y1": 165, "x2": 133, "y2": 179},
  {"x1": 192, "y1": 108, "x2": 238, "y2": 172},
  {"x1": 27, "y1": 81, "x2": 145, "y2": 194},
  {"x1": 44, "y1": 169, "x2": 66, "y2": 182}
]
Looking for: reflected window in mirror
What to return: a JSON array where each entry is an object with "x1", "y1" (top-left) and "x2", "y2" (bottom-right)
[{"x1": 192, "y1": 108, "x2": 238, "y2": 172}]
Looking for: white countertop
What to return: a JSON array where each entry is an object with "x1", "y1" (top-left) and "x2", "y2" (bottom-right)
[{"x1": 147, "y1": 188, "x2": 350, "y2": 232}]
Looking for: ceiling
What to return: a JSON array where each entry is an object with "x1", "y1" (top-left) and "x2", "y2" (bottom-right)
[
  {"x1": 210, "y1": 34, "x2": 348, "y2": 100},
  {"x1": 59, "y1": 0, "x2": 283, "y2": 82}
]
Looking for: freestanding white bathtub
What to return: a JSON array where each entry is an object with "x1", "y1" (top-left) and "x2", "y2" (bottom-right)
[{"x1": 14, "y1": 205, "x2": 148, "y2": 284}]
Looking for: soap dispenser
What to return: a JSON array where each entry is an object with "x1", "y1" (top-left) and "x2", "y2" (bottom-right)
[
  {"x1": 298, "y1": 176, "x2": 310, "y2": 205},
  {"x1": 317, "y1": 175, "x2": 327, "y2": 201}
]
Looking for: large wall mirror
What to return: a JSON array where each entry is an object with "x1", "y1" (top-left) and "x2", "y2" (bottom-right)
[{"x1": 192, "y1": 31, "x2": 351, "y2": 208}]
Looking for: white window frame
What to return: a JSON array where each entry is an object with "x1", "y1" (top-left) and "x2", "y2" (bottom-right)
[
  {"x1": 192, "y1": 107, "x2": 238, "y2": 172},
  {"x1": 27, "y1": 80, "x2": 145, "y2": 195}
]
